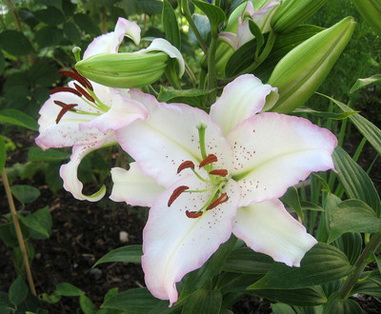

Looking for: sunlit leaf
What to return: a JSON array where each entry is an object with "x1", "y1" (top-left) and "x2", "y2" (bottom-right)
[
  {"x1": 350, "y1": 74, "x2": 381, "y2": 93},
  {"x1": 94, "y1": 245, "x2": 142, "y2": 266},
  {"x1": 0, "y1": 109, "x2": 38, "y2": 131}
]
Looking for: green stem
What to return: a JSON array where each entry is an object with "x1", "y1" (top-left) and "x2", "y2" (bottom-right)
[
  {"x1": 339, "y1": 232, "x2": 381, "y2": 299},
  {"x1": 1, "y1": 169, "x2": 37, "y2": 296},
  {"x1": 206, "y1": 34, "x2": 218, "y2": 105},
  {"x1": 180, "y1": 0, "x2": 208, "y2": 53}
]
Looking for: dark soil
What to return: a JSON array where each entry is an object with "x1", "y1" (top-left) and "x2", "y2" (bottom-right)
[{"x1": 1, "y1": 127, "x2": 380, "y2": 313}]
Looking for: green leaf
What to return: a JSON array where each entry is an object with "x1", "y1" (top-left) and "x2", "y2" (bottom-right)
[
  {"x1": 0, "y1": 136, "x2": 5, "y2": 173},
  {"x1": 352, "y1": 272, "x2": 381, "y2": 298},
  {"x1": 281, "y1": 186, "x2": 304, "y2": 221},
  {"x1": 9, "y1": 276, "x2": 28, "y2": 306},
  {"x1": 223, "y1": 247, "x2": 273, "y2": 274},
  {"x1": 248, "y1": 243, "x2": 353, "y2": 290},
  {"x1": 139, "y1": 0, "x2": 163, "y2": 15},
  {"x1": 19, "y1": 207, "x2": 52, "y2": 239},
  {"x1": 74, "y1": 13, "x2": 101, "y2": 35},
  {"x1": 350, "y1": 74, "x2": 381, "y2": 93},
  {"x1": 101, "y1": 288, "x2": 168, "y2": 312},
  {"x1": 271, "y1": 303, "x2": 296, "y2": 314},
  {"x1": 0, "y1": 30, "x2": 34, "y2": 56},
  {"x1": 182, "y1": 289, "x2": 222, "y2": 314},
  {"x1": 62, "y1": 0, "x2": 77, "y2": 17},
  {"x1": 323, "y1": 292, "x2": 363, "y2": 314},
  {"x1": 63, "y1": 22, "x2": 82, "y2": 44},
  {"x1": 330, "y1": 97, "x2": 381, "y2": 156},
  {"x1": 333, "y1": 233, "x2": 362, "y2": 265},
  {"x1": 333, "y1": 146, "x2": 381, "y2": 216},
  {"x1": 94, "y1": 245, "x2": 142, "y2": 267},
  {"x1": 28, "y1": 147, "x2": 70, "y2": 162},
  {"x1": 35, "y1": 26, "x2": 64, "y2": 48},
  {"x1": 28, "y1": 59, "x2": 60, "y2": 87},
  {"x1": 34, "y1": 6, "x2": 65, "y2": 26},
  {"x1": 158, "y1": 86, "x2": 212, "y2": 107},
  {"x1": 253, "y1": 286, "x2": 327, "y2": 306},
  {"x1": 162, "y1": 0, "x2": 180, "y2": 49},
  {"x1": 79, "y1": 294, "x2": 96, "y2": 314},
  {"x1": 328, "y1": 199, "x2": 381, "y2": 242},
  {"x1": 0, "y1": 109, "x2": 38, "y2": 131},
  {"x1": 0, "y1": 51, "x2": 5, "y2": 74},
  {"x1": 11, "y1": 185, "x2": 41, "y2": 204},
  {"x1": 293, "y1": 107, "x2": 359, "y2": 120},
  {"x1": 192, "y1": 0, "x2": 225, "y2": 30},
  {"x1": 55, "y1": 282, "x2": 83, "y2": 296},
  {"x1": 225, "y1": 39, "x2": 256, "y2": 77}
]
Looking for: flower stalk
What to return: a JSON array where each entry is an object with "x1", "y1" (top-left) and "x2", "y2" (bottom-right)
[{"x1": 1, "y1": 169, "x2": 37, "y2": 296}]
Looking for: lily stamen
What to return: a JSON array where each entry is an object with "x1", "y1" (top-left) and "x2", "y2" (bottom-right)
[
  {"x1": 206, "y1": 193, "x2": 229, "y2": 210},
  {"x1": 168, "y1": 185, "x2": 189, "y2": 207},
  {"x1": 199, "y1": 154, "x2": 218, "y2": 168},
  {"x1": 177, "y1": 160, "x2": 195, "y2": 173},
  {"x1": 50, "y1": 86, "x2": 82, "y2": 97},
  {"x1": 74, "y1": 83, "x2": 95, "y2": 102},
  {"x1": 54, "y1": 102, "x2": 78, "y2": 124},
  {"x1": 209, "y1": 169, "x2": 228, "y2": 177},
  {"x1": 185, "y1": 210, "x2": 203, "y2": 218}
]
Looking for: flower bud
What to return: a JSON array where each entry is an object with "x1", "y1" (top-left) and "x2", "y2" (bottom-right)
[
  {"x1": 75, "y1": 38, "x2": 185, "y2": 88},
  {"x1": 264, "y1": 17, "x2": 356, "y2": 113},
  {"x1": 353, "y1": 0, "x2": 381, "y2": 36},
  {"x1": 271, "y1": 0, "x2": 327, "y2": 33}
]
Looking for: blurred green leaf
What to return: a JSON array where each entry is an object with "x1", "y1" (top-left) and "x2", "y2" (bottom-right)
[
  {"x1": 101, "y1": 288, "x2": 168, "y2": 312},
  {"x1": 19, "y1": 9, "x2": 40, "y2": 29},
  {"x1": 34, "y1": 6, "x2": 65, "y2": 25},
  {"x1": 63, "y1": 22, "x2": 82, "y2": 44},
  {"x1": 253, "y1": 286, "x2": 327, "y2": 306},
  {"x1": 248, "y1": 243, "x2": 353, "y2": 290},
  {"x1": 0, "y1": 136, "x2": 5, "y2": 173},
  {"x1": 28, "y1": 59, "x2": 60, "y2": 87},
  {"x1": 162, "y1": 0, "x2": 181, "y2": 49},
  {"x1": 35, "y1": 26, "x2": 64, "y2": 48},
  {"x1": 158, "y1": 86, "x2": 211, "y2": 107},
  {"x1": 80, "y1": 294, "x2": 96, "y2": 314},
  {"x1": 323, "y1": 292, "x2": 363, "y2": 314},
  {"x1": 28, "y1": 147, "x2": 70, "y2": 162},
  {"x1": 0, "y1": 109, "x2": 38, "y2": 131},
  {"x1": 62, "y1": 0, "x2": 76, "y2": 17},
  {"x1": 36, "y1": 0, "x2": 62, "y2": 10},
  {"x1": 9, "y1": 277, "x2": 28, "y2": 306},
  {"x1": 182, "y1": 289, "x2": 222, "y2": 314},
  {"x1": 293, "y1": 107, "x2": 359, "y2": 120},
  {"x1": 328, "y1": 199, "x2": 381, "y2": 242},
  {"x1": 0, "y1": 30, "x2": 34, "y2": 56},
  {"x1": 94, "y1": 245, "x2": 142, "y2": 266},
  {"x1": 20, "y1": 207, "x2": 52, "y2": 239},
  {"x1": 223, "y1": 247, "x2": 273, "y2": 274},
  {"x1": 0, "y1": 51, "x2": 5, "y2": 74},
  {"x1": 74, "y1": 13, "x2": 101, "y2": 35},
  {"x1": 139, "y1": 0, "x2": 163, "y2": 15},
  {"x1": 11, "y1": 185, "x2": 41, "y2": 204},
  {"x1": 350, "y1": 74, "x2": 381, "y2": 93},
  {"x1": 55, "y1": 282, "x2": 83, "y2": 297},
  {"x1": 333, "y1": 146, "x2": 381, "y2": 216}
]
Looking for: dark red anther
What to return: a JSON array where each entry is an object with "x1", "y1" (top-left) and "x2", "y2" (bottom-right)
[
  {"x1": 209, "y1": 169, "x2": 228, "y2": 177},
  {"x1": 168, "y1": 185, "x2": 189, "y2": 207},
  {"x1": 206, "y1": 193, "x2": 229, "y2": 210},
  {"x1": 54, "y1": 103, "x2": 78, "y2": 124},
  {"x1": 199, "y1": 154, "x2": 218, "y2": 168},
  {"x1": 58, "y1": 68, "x2": 93, "y2": 91},
  {"x1": 177, "y1": 160, "x2": 195, "y2": 174},
  {"x1": 185, "y1": 210, "x2": 203, "y2": 218},
  {"x1": 71, "y1": 67, "x2": 93, "y2": 91},
  {"x1": 74, "y1": 83, "x2": 95, "y2": 102},
  {"x1": 50, "y1": 86, "x2": 82, "y2": 97}
]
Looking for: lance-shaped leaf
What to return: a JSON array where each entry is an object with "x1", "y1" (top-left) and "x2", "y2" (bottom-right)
[
  {"x1": 248, "y1": 243, "x2": 353, "y2": 290},
  {"x1": 94, "y1": 245, "x2": 142, "y2": 266},
  {"x1": 162, "y1": 0, "x2": 181, "y2": 49},
  {"x1": 353, "y1": 0, "x2": 381, "y2": 36},
  {"x1": 350, "y1": 74, "x2": 381, "y2": 93},
  {"x1": 264, "y1": 17, "x2": 356, "y2": 113},
  {"x1": 327, "y1": 199, "x2": 381, "y2": 243}
]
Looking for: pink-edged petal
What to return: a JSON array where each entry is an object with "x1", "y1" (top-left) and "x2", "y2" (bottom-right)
[
  {"x1": 116, "y1": 101, "x2": 232, "y2": 187},
  {"x1": 83, "y1": 18, "x2": 141, "y2": 59},
  {"x1": 210, "y1": 74, "x2": 278, "y2": 136},
  {"x1": 228, "y1": 112, "x2": 337, "y2": 205},
  {"x1": 59, "y1": 133, "x2": 115, "y2": 201},
  {"x1": 110, "y1": 163, "x2": 165, "y2": 207},
  {"x1": 80, "y1": 89, "x2": 149, "y2": 134},
  {"x1": 137, "y1": 38, "x2": 185, "y2": 77},
  {"x1": 219, "y1": 32, "x2": 239, "y2": 50},
  {"x1": 251, "y1": 1, "x2": 279, "y2": 33},
  {"x1": 233, "y1": 199, "x2": 317, "y2": 267},
  {"x1": 142, "y1": 178, "x2": 240, "y2": 306}
]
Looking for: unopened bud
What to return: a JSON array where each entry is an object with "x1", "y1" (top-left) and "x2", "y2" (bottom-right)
[
  {"x1": 353, "y1": 0, "x2": 381, "y2": 36},
  {"x1": 271, "y1": 0, "x2": 327, "y2": 33},
  {"x1": 265, "y1": 17, "x2": 356, "y2": 113}
]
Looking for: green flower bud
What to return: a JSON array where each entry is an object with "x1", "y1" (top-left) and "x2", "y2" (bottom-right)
[
  {"x1": 75, "y1": 52, "x2": 169, "y2": 88},
  {"x1": 271, "y1": 0, "x2": 327, "y2": 33},
  {"x1": 265, "y1": 17, "x2": 356, "y2": 113},
  {"x1": 353, "y1": 0, "x2": 381, "y2": 36}
]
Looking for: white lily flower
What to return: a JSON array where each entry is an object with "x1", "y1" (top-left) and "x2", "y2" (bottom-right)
[
  {"x1": 35, "y1": 18, "x2": 149, "y2": 201},
  {"x1": 110, "y1": 74, "x2": 337, "y2": 306}
]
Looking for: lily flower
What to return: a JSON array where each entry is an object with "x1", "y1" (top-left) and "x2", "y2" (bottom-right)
[
  {"x1": 35, "y1": 18, "x2": 150, "y2": 201},
  {"x1": 110, "y1": 74, "x2": 337, "y2": 306}
]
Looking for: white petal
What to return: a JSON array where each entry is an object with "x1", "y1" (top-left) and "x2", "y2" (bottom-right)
[
  {"x1": 251, "y1": 1, "x2": 279, "y2": 33},
  {"x1": 116, "y1": 101, "x2": 232, "y2": 187},
  {"x1": 228, "y1": 112, "x2": 337, "y2": 205},
  {"x1": 138, "y1": 38, "x2": 185, "y2": 77},
  {"x1": 59, "y1": 134, "x2": 115, "y2": 201},
  {"x1": 210, "y1": 74, "x2": 278, "y2": 136},
  {"x1": 80, "y1": 90, "x2": 148, "y2": 134},
  {"x1": 83, "y1": 18, "x2": 141, "y2": 59},
  {"x1": 110, "y1": 163, "x2": 165, "y2": 207},
  {"x1": 142, "y1": 178, "x2": 240, "y2": 306},
  {"x1": 233, "y1": 199, "x2": 317, "y2": 267},
  {"x1": 219, "y1": 32, "x2": 239, "y2": 50}
]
